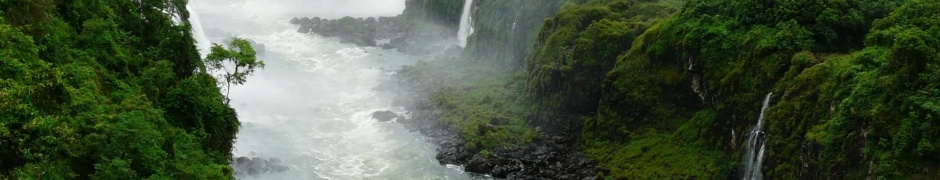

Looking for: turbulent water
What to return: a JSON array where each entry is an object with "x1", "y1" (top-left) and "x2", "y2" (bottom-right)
[
  {"x1": 741, "y1": 93, "x2": 773, "y2": 180},
  {"x1": 457, "y1": 0, "x2": 474, "y2": 47},
  {"x1": 189, "y1": 0, "x2": 480, "y2": 179}
]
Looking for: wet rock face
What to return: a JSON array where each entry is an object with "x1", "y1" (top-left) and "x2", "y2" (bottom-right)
[
  {"x1": 232, "y1": 156, "x2": 289, "y2": 177},
  {"x1": 436, "y1": 138, "x2": 471, "y2": 165},
  {"x1": 454, "y1": 138, "x2": 597, "y2": 179},
  {"x1": 289, "y1": 16, "x2": 458, "y2": 56},
  {"x1": 379, "y1": 65, "x2": 599, "y2": 180},
  {"x1": 290, "y1": 16, "x2": 404, "y2": 47},
  {"x1": 371, "y1": 111, "x2": 399, "y2": 122}
]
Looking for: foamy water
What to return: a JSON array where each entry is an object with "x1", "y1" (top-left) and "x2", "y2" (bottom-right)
[{"x1": 188, "y1": 0, "x2": 480, "y2": 179}]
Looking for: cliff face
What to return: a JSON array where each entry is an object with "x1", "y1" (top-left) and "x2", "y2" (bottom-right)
[
  {"x1": 526, "y1": 1, "x2": 679, "y2": 133},
  {"x1": 528, "y1": 0, "x2": 939, "y2": 179},
  {"x1": 462, "y1": 0, "x2": 565, "y2": 67},
  {"x1": 389, "y1": 0, "x2": 940, "y2": 179},
  {"x1": 401, "y1": 0, "x2": 466, "y2": 30}
]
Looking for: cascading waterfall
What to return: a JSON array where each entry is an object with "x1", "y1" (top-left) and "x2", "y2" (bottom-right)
[
  {"x1": 742, "y1": 92, "x2": 773, "y2": 180},
  {"x1": 187, "y1": 3, "x2": 211, "y2": 58},
  {"x1": 456, "y1": 0, "x2": 474, "y2": 47}
]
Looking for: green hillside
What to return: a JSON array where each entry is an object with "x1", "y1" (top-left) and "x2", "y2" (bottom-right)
[
  {"x1": 0, "y1": 0, "x2": 240, "y2": 179},
  {"x1": 403, "y1": 0, "x2": 940, "y2": 178}
]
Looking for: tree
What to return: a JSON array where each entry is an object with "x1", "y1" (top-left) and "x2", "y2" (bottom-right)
[{"x1": 204, "y1": 37, "x2": 264, "y2": 104}]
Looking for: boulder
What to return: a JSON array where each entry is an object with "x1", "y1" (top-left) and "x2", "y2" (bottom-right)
[
  {"x1": 371, "y1": 111, "x2": 398, "y2": 122},
  {"x1": 232, "y1": 156, "x2": 290, "y2": 177}
]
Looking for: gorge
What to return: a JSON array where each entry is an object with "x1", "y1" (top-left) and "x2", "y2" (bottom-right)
[{"x1": 0, "y1": 0, "x2": 938, "y2": 179}]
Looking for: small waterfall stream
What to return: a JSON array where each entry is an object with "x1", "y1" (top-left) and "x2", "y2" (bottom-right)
[
  {"x1": 742, "y1": 92, "x2": 773, "y2": 180},
  {"x1": 457, "y1": 0, "x2": 474, "y2": 47},
  {"x1": 509, "y1": 3, "x2": 523, "y2": 60},
  {"x1": 187, "y1": 3, "x2": 211, "y2": 58}
]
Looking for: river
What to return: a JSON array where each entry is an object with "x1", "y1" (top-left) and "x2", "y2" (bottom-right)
[{"x1": 188, "y1": 0, "x2": 478, "y2": 179}]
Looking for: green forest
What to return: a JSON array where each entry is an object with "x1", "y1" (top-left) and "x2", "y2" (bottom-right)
[
  {"x1": 0, "y1": 0, "x2": 243, "y2": 178},
  {"x1": 1, "y1": 0, "x2": 938, "y2": 179},
  {"x1": 401, "y1": 0, "x2": 940, "y2": 179}
]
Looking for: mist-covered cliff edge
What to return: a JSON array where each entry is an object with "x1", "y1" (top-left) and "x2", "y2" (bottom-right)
[{"x1": 300, "y1": 0, "x2": 939, "y2": 179}]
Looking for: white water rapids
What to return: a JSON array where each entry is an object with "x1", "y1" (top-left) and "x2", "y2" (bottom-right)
[{"x1": 188, "y1": 0, "x2": 482, "y2": 179}]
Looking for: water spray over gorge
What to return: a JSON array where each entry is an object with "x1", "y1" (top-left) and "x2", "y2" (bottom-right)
[
  {"x1": 188, "y1": 0, "x2": 476, "y2": 179},
  {"x1": 0, "y1": 0, "x2": 934, "y2": 179}
]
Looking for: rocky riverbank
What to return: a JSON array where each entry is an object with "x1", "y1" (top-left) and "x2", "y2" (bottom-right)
[
  {"x1": 290, "y1": 16, "x2": 401, "y2": 47},
  {"x1": 290, "y1": 16, "x2": 460, "y2": 56},
  {"x1": 375, "y1": 62, "x2": 597, "y2": 179},
  {"x1": 231, "y1": 156, "x2": 289, "y2": 178}
]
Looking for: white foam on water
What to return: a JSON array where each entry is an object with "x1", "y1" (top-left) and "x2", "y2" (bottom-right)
[{"x1": 188, "y1": 0, "x2": 480, "y2": 179}]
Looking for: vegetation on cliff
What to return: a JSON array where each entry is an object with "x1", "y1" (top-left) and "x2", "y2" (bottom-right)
[
  {"x1": 394, "y1": 60, "x2": 536, "y2": 151},
  {"x1": 0, "y1": 0, "x2": 245, "y2": 178},
  {"x1": 527, "y1": 0, "x2": 680, "y2": 132},
  {"x1": 545, "y1": 0, "x2": 937, "y2": 178},
  {"x1": 395, "y1": 0, "x2": 939, "y2": 179}
]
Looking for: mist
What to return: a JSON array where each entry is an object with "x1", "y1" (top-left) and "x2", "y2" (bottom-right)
[
  {"x1": 193, "y1": 0, "x2": 406, "y2": 19},
  {"x1": 188, "y1": 0, "x2": 482, "y2": 179}
]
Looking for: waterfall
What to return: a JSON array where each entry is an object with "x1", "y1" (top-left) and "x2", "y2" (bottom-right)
[
  {"x1": 509, "y1": 3, "x2": 523, "y2": 60},
  {"x1": 456, "y1": 0, "x2": 474, "y2": 47},
  {"x1": 742, "y1": 92, "x2": 773, "y2": 180},
  {"x1": 511, "y1": 4, "x2": 521, "y2": 32},
  {"x1": 187, "y1": 4, "x2": 211, "y2": 58}
]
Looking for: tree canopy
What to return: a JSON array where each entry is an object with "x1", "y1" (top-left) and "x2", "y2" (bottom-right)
[
  {"x1": 0, "y1": 0, "x2": 241, "y2": 179},
  {"x1": 205, "y1": 37, "x2": 265, "y2": 104}
]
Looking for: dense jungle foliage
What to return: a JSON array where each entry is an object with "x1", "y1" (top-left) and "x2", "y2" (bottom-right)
[
  {"x1": 0, "y1": 0, "x2": 241, "y2": 178},
  {"x1": 581, "y1": 0, "x2": 939, "y2": 178},
  {"x1": 410, "y1": 0, "x2": 939, "y2": 179}
]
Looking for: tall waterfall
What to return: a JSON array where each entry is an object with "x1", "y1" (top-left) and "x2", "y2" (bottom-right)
[
  {"x1": 187, "y1": 4, "x2": 211, "y2": 58},
  {"x1": 742, "y1": 92, "x2": 773, "y2": 180},
  {"x1": 456, "y1": 0, "x2": 474, "y2": 47}
]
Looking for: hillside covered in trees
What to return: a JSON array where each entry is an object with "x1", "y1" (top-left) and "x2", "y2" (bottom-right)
[
  {"x1": 390, "y1": 0, "x2": 940, "y2": 179},
  {"x1": 2, "y1": 0, "x2": 938, "y2": 179},
  {"x1": 0, "y1": 0, "x2": 241, "y2": 178}
]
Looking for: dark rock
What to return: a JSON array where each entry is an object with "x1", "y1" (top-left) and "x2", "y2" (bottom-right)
[
  {"x1": 232, "y1": 156, "x2": 290, "y2": 177},
  {"x1": 371, "y1": 111, "x2": 398, "y2": 122},
  {"x1": 465, "y1": 154, "x2": 495, "y2": 173},
  {"x1": 291, "y1": 16, "x2": 402, "y2": 47},
  {"x1": 289, "y1": 17, "x2": 301, "y2": 24},
  {"x1": 381, "y1": 62, "x2": 598, "y2": 179},
  {"x1": 477, "y1": 123, "x2": 496, "y2": 136},
  {"x1": 289, "y1": 14, "x2": 459, "y2": 56}
]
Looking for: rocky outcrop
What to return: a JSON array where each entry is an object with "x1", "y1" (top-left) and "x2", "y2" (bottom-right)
[
  {"x1": 435, "y1": 133, "x2": 597, "y2": 179},
  {"x1": 290, "y1": 16, "x2": 460, "y2": 56},
  {"x1": 232, "y1": 156, "x2": 289, "y2": 178},
  {"x1": 371, "y1": 110, "x2": 399, "y2": 122},
  {"x1": 290, "y1": 16, "x2": 400, "y2": 47},
  {"x1": 379, "y1": 64, "x2": 597, "y2": 179}
]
